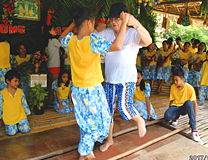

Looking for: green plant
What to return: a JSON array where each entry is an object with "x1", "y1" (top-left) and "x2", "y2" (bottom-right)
[{"x1": 29, "y1": 83, "x2": 48, "y2": 110}]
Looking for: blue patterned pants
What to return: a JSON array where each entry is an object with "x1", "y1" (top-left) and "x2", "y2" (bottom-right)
[
  {"x1": 188, "y1": 68, "x2": 200, "y2": 87},
  {"x1": 0, "y1": 67, "x2": 10, "y2": 91},
  {"x1": 105, "y1": 82, "x2": 138, "y2": 122},
  {"x1": 156, "y1": 66, "x2": 172, "y2": 82},
  {"x1": 142, "y1": 65, "x2": 157, "y2": 81},
  {"x1": 5, "y1": 118, "x2": 30, "y2": 136},
  {"x1": 199, "y1": 85, "x2": 208, "y2": 104}
]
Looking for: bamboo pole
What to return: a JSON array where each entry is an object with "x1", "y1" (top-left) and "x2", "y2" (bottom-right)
[
  {"x1": 25, "y1": 119, "x2": 164, "y2": 160},
  {"x1": 107, "y1": 126, "x2": 190, "y2": 160}
]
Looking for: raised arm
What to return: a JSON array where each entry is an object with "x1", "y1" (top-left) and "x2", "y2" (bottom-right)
[
  {"x1": 109, "y1": 12, "x2": 129, "y2": 52},
  {"x1": 128, "y1": 15, "x2": 152, "y2": 47},
  {"x1": 58, "y1": 22, "x2": 75, "y2": 42}
]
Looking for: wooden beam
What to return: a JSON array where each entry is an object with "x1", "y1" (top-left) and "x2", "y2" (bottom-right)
[
  {"x1": 173, "y1": 4, "x2": 180, "y2": 13},
  {"x1": 194, "y1": 3, "x2": 199, "y2": 14},
  {"x1": 157, "y1": 0, "x2": 202, "y2": 5}
]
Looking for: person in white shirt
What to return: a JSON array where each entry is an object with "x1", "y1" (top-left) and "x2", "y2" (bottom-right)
[{"x1": 96, "y1": 2, "x2": 152, "y2": 152}]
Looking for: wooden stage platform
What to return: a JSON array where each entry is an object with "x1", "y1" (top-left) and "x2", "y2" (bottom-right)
[{"x1": 0, "y1": 94, "x2": 208, "y2": 159}]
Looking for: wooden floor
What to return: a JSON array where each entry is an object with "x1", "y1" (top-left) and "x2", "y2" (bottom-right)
[{"x1": 0, "y1": 93, "x2": 208, "y2": 148}]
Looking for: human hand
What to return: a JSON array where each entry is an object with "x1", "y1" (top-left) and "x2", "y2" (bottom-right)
[
  {"x1": 147, "y1": 56, "x2": 151, "y2": 60},
  {"x1": 69, "y1": 103, "x2": 74, "y2": 110},
  {"x1": 128, "y1": 14, "x2": 141, "y2": 29},
  {"x1": 120, "y1": 11, "x2": 130, "y2": 25},
  {"x1": 197, "y1": 57, "x2": 201, "y2": 61},
  {"x1": 148, "y1": 114, "x2": 154, "y2": 121},
  {"x1": 62, "y1": 54, "x2": 67, "y2": 59},
  {"x1": 58, "y1": 104, "x2": 64, "y2": 111},
  {"x1": 181, "y1": 60, "x2": 187, "y2": 64}
]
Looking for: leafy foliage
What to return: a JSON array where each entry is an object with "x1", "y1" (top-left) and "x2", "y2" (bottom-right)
[
  {"x1": 163, "y1": 19, "x2": 208, "y2": 47},
  {"x1": 29, "y1": 83, "x2": 48, "y2": 110}
]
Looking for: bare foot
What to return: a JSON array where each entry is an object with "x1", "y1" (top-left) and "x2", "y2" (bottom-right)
[
  {"x1": 137, "y1": 118, "x2": 146, "y2": 137},
  {"x1": 99, "y1": 141, "x2": 114, "y2": 152},
  {"x1": 78, "y1": 152, "x2": 95, "y2": 160},
  {"x1": 199, "y1": 103, "x2": 204, "y2": 106},
  {"x1": 157, "y1": 86, "x2": 161, "y2": 93}
]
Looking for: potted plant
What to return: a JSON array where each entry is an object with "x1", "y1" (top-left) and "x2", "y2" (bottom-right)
[{"x1": 29, "y1": 83, "x2": 49, "y2": 115}]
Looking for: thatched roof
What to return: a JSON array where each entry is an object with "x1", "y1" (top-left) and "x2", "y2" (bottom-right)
[{"x1": 154, "y1": 0, "x2": 203, "y2": 20}]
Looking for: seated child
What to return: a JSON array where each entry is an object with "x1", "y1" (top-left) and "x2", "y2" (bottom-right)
[
  {"x1": 133, "y1": 69, "x2": 157, "y2": 120},
  {"x1": 0, "y1": 70, "x2": 31, "y2": 136},
  {"x1": 52, "y1": 70, "x2": 73, "y2": 113},
  {"x1": 164, "y1": 68, "x2": 200, "y2": 142},
  {"x1": 199, "y1": 51, "x2": 208, "y2": 105}
]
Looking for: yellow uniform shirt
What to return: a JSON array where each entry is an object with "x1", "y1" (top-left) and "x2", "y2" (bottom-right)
[
  {"x1": 145, "y1": 50, "x2": 157, "y2": 66},
  {"x1": 1, "y1": 88, "x2": 27, "y2": 125},
  {"x1": 178, "y1": 49, "x2": 192, "y2": 68},
  {"x1": 15, "y1": 54, "x2": 31, "y2": 66},
  {"x1": 0, "y1": 42, "x2": 11, "y2": 68},
  {"x1": 136, "y1": 55, "x2": 141, "y2": 67},
  {"x1": 194, "y1": 52, "x2": 206, "y2": 63},
  {"x1": 68, "y1": 35, "x2": 103, "y2": 87},
  {"x1": 170, "y1": 83, "x2": 196, "y2": 106},
  {"x1": 189, "y1": 47, "x2": 198, "y2": 55},
  {"x1": 160, "y1": 49, "x2": 173, "y2": 67},
  {"x1": 133, "y1": 83, "x2": 147, "y2": 102},
  {"x1": 200, "y1": 61, "x2": 208, "y2": 86},
  {"x1": 54, "y1": 82, "x2": 71, "y2": 100}
]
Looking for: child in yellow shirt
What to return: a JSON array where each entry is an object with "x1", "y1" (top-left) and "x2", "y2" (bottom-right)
[
  {"x1": 59, "y1": 6, "x2": 129, "y2": 159},
  {"x1": 133, "y1": 69, "x2": 157, "y2": 120},
  {"x1": 199, "y1": 51, "x2": 208, "y2": 105},
  {"x1": 0, "y1": 70, "x2": 31, "y2": 136},
  {"x1": 52, "y1": 70, "x2": 73, "y2": 113},
  {"x1": 164, "y1": 68, "x2": 200, "y2": 142}
]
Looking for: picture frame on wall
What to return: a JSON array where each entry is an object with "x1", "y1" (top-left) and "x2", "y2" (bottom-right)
[{"x1": 14, "y1": 0, "x2": 40, "y2": 21}]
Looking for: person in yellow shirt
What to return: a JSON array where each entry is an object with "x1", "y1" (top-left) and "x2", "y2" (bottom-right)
[
  {"x1": 133, "y1": 69, "x2": 157, "y2": 120},
  {"x1": 136, "y1": 50, "x2": 142, "y2": 71},
  {"x1": 0, "y1": 70, "x2": 31, "y2": 135},
  {"x1": 188, "y1": 42, "x2": 206, "y2": 97},
  {"x1": 52, "y1": 70, "x2": 73, "y2": 113},
  {"x1": 199, "y1": 51, "x2": 208, "y2": 105},
  {"x1": 141, "y1": 43, "x2": 159, "y2": 89},
  {"x1": 172, "y1": 42, "x2": 192, "y2": 82},
  {"x1": 188, "y1": 39, "x2": 200, "y2": 69},
  {"x1": 59, "y1": 6, "x2": 130, "y2": 160},
  {"x1": 157, "y1": 40, "x2": 175, "y2": 93},
  {"x1": 10, "y1": 44, "x2": 32, "y2": 97},
  {"x1": 164, "y1": 68, "x2": 200, "y2": 142},
  {"x1": 0, "y1": 40, "x2": 11, "y2": 91}
]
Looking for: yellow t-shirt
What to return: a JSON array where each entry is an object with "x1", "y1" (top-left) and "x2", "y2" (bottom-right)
[
  {"x1": 133, "y1": 82, "x2": 147, "y2": 102},
  {"x1": 145, "y1": 50, "x2": 157, "y2": 66},
  {"x1": 200, "y1": 61, "x2": 208, "y2": 86},
  {"x1": 68, "y1": 34, "x2": 103, "y2": 87},
  {"x1": 1, "y1": 88, "x2": 27, "y2": 125},
  {"x1": 15, "y1": 54, "x2": 31, "y2": 66},
  {"x1": 160, "y1": 49, "x2": 173, "y2": 67},
  {"x1": 189, "y1": 47, "x2": 198, "y2": 55},
  {"x1": 0, "y1": 42, "x2": 11, "y2": 68},
  {"x1": 170, "y1": 83, "x2": 196, "y2": 106},
  {"x1": 178, "y1": 49, "x2": 192, "y2": 68},
  {"x1": 194, "y1": 52, "x2": 206, "y2": 63},
  {"x1": 136, "y1": 55, "x2": 141, "y2": 67},
  {"x1": 55, "y1": 82, "x2": 71, "y2": 100}
]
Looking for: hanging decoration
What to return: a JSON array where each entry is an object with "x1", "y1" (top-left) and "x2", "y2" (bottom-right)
[
  {"x1": 46, "y1": 9, "x2": 55, "y2": 26},
  {"x1": 2, "y1": 0, "x2": 16, "y2": 25}
]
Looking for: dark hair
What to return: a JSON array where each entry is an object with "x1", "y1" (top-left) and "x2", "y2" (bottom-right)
[
  {"x1": 176, "y1": 37, "x2": 181, "y2": 41},
  {"x1": 193, "y1": 39, "x2": 200, "y2": 46},
  {"x1": 5, "y1": 70, "x2": 20, "y2": 83},
  {"x1": 198, "y1": 42, "x2": 206, "y2": 52},
  {"x1": 191, "y1": 38, "x2": 195, "y2": 42},
  {"x1": 172, "y1": 68, "x2": 184, "y2": 79},
  {"x1": 58, "y1": 69, "x2": 70, "y2": 87},
  {"x1": 184, "y1": 42, "x2": 190, "y2": 46},
  {"x1": 43, "y1": 25, "x2": 53, "y2": 48},
  {"x1": 137, "y1": 69, "x2": 145, "y2": 91},
  {"x1": 70, "y1": 6, "x2": 94, "y2": 32},
  {"x1": 162, "y1": 40, "x2": 169, "y2": 46}
]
